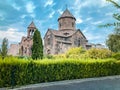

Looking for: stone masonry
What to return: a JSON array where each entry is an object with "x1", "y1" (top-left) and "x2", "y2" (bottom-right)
[{"x1": 44, "y1": 8, "x2": 88, "y2": 55}]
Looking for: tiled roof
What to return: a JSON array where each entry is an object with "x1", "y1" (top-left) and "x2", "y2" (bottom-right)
[
  {"x1": 28, "y1": 21, "x2": 36, "y2": 28},
  {"x1": 58, "y1": 8, "x2": 76, "y2": 20},
  {"x1": 49, "y1": 29, "x2": 77, "y2": 37}
]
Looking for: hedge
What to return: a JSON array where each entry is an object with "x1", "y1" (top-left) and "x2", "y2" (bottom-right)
[{"x1": 0, "y1": 58, "x2": 120, "y2": 88}]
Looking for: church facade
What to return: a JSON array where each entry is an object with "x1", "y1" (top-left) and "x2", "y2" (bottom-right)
[
  {"x1": 44, "y1": 8, "x2": 88, "y2": 55},
  {"x1": 8, "y1": 8, "x2": 88, "y2": 56},
  {"x1": 8, "y1": 21, "x2": 36, "y2": 56}
]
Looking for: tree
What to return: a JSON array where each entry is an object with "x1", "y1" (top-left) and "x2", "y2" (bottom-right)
[
  {"x1": 99, "y1": 0, "x2": 120, "y2": 52},
  {"x1": 106, "y1": 28, "x2": 120, "y2": 52},
  {"x1": 0, "y1": 38, "x2": 8, "y2": 59},
  {"x1": 32, "y1": 29, "x2": 43, "y2": 60}
]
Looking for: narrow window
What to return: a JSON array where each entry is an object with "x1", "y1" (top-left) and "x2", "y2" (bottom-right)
[{"x1": 72, "y1": 22, "x2": 74, "y2": 27}]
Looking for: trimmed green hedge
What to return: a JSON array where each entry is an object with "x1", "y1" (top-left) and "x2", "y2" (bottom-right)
[{"x1": 0, "y1": 58, "x2": 120, "y2": 88}]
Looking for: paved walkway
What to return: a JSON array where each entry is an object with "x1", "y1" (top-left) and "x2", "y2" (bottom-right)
[{"x1": 2, "y1": 75, "x2": 120, "y2": 90}]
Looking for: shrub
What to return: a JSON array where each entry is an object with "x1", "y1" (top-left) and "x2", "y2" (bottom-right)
[
  {"x1": 65, "y1": 47, "x2": 86, "y2": 58},
  {"x1": 44, "y1": 55, "x2": 55, "y2": 59},
  {"x1": 54, "y1": 54, "x2": 66, "y2": 59},
  {"x1": 112, "y1": 52, "x2": 120, "y2": 60},
  {"x1": 0, "y1": 58, "x2": 120, "y2": 88},
  {"x1": 85, "y1": 48, "x2": 112, "y2": 59}
]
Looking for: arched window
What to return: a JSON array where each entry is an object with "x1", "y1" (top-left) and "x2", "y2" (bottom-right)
[
  {"x1": 31, "y1": 30, "x2": 34, "y2": 36},
  {"x1": 72, "y1": 22, "x2": 74, "y2": 27},
  {"x1": 47, "y1": 35, "x2": 50, "y2": 45},
  {"x1": 47, "y1": 49, "x2": 51, "y2": 54},
  {"x1": 25, "y1": 47, "x2": 27, "y2": 53},
  {"x1": 78, "y1": 38, "x2": 80, "y2": 46},
  {"x1": 21, "y1": 46, "x2": 24, "y2": 56},
  {"x1": 59, "y1": 23, "x2": 61, "y2": 28}
]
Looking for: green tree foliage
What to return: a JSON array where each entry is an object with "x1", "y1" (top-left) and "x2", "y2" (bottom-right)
[
  {"x1": 0, "y1": 58, "x2": 120, "y2": 87},
  {"x1": 0, "y1": 38, "x2": 8, "y2": 59},
  {"x1": 99, "y1": 0, "x2": 120, "y2": 52},
  {"x1": 65, "y1": 47, "x2": 85, "y2": 58},
  {"x1": 85, "y1": 48, "x2": 112, "y2": 59},
  {"x1": 106, "y1": 28, "x2": 120, "y2": 52},
  {"x1": 112, "y1": 52, "x2": 120, "y2": 60},
  {"x1": 32, "y1": 29, "x2": 43, "y2": 60}
]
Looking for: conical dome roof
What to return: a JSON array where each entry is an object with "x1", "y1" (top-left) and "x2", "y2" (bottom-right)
[
  {"x1": 28, "y1": 21, "x2": 36, "y2": 28},
  {"x1": 58, "y1": 8, "x2": 76, "y2": 20}
]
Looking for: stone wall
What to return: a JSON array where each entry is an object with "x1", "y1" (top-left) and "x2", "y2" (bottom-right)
[{"x1": 8, "y1": 44, "x2": 19, "y2": 56}]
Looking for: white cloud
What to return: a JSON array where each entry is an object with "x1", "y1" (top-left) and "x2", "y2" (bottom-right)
[
  {"x1": 85, "y1": 33, "x2": 103, "y2": 41},
  {"x1": 91, "y1": 21, "x2": 103, "y2": 25},
  {"x1": 83, "y1": 27, "x2": 89, "y2": 33},
  {"x1": 57, "y1": 9, "x2": 63, "y2": 15},
  {"x1": 30, "y1": 13, "x2": 35, "y2": 18},
  {"x1": 85, "y1": 17, "x2": 92, "y2": 21},
  {"x1": 26, "y1": 1, "x2": 35, "y2": 13},
  {"x1": 0, "y1": 28, "x2": 25, "y2": 44},
  {"x1": 44, "y1": 0, "x2": 55, "y2": 7},
  {"x1": 12, "y1": 3, "x2": 21, "y2": 10},
  {"x1": 105, "y1": 12, "x2": 113, "y2": 16},
  {"x1": 76, "y1": 17, "x2": 83, "y2": 24},
  {"x1": 73, "y1": 0, "x2": 110, "y2": 11},
  {"x1": 21, "y1": 15, "x2": 27, "y2": 19},
  {"x1": 49, "y1": 11, "x2": 55, "y2": 18}
]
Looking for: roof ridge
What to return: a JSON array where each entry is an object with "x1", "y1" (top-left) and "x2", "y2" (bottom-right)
[
  {"x1": 28, "y1": 21, "x2": 36, "y2": 28},
  {"x1": 58, "y1": 8, "x2": 76, "y2": 20}
]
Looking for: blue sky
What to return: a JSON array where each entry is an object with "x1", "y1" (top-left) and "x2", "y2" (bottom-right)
[{"x1": 0, "y1": 0, "x2": 119, "y2": 46}]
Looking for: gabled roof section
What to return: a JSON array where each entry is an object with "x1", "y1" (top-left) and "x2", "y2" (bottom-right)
[
  {"x1": 28, "y1": 21, "x2": 36, "y2": 28},
  {"x1": 46, "y1": 29, "x2": 76, "y2": 37},
  {"x1": 76, "y1": 29, "x2": 87, "y2": 39},
  {"x1": 58, "y1": 8, "x2": 76, "y2": 20}
]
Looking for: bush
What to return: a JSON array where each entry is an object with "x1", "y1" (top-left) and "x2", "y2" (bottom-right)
[
  {"x1": 54, "y1": 54, "x2": 66, "y2": 59},
  {"x1": 85, "y1": 48, "x2": 112, "y2": 59},
  {"x1": 44, "y1": 55, "x2": 55, "y2": 59},
  {"x1": 0, "y1": 58, "x2": 120, "y2": 88},
  {"x1": 112, "y1": 53, "x2": 120, "y2": 60},
  {"x1": 65, "y1": 47, "x2": 86, "y2": 58}
]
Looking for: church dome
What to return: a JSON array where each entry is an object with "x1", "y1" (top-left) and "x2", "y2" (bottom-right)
[{"x1": 58, "y1": 8, "x2": 76, "y2": 21}]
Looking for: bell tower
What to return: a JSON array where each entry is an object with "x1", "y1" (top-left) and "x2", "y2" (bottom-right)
[
  {"x1": 27, "y1": 21, "x2": 36, "y2": 37},
  {"x1": 58, "y1": 8, "x2": 76, "y2": 30}
]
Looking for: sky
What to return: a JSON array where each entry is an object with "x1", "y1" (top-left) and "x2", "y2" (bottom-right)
[{"x1": 0, "y1": 0, "x2": 119, "y2": 47}]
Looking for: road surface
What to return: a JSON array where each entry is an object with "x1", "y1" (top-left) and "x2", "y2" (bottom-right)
[{"x1": 2, "y1": 75, "x2": 120, "y2": 90}]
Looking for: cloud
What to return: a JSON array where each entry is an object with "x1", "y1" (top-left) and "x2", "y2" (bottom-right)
[
  {"x1": 0, "y1": 14, "x2": 5, "y2": 21},
  {"x1": 85, "y1": 32, "x2": 103, "y2": 41},
  {"x1": 0, "y1": 28, "x2": 25, "y2": 44},
  {"x1": 105, "y1": 12, "x2": 113, "y2": 16},
  {"x1": 57, "y1": 9, "x2": 63, "y2": 15},
  {"x1": 30, "y1": 13, "x2": 35, "y2": 18},
  {"x1": 12, "y1": 3, "x2": 21, "y2": 10},
  {"x1": 26, "y1": 1, "x2": 36, "y2": 13},
  {"x1": 21, "y1": 15, "x2": 27, "y2": 19},
  {"x1": 49, "y1": 11, "x2": 55, "y2": 18},
  {"x1": 44, "y1": 0, "x2": 55, "y2": 7},
  {"x1": 76, "y1": 17, "x2": 83, "y2": 24},
  {"x1": 85, "y1": 17, "x2": 92, "y2": 21},
  {"x1": 91, "y1": 21, "x2": 103, "y2": 25}
]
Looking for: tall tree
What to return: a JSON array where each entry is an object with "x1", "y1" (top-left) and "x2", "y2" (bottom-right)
[
  {"x1": 0, "y1": 38, "x2": 8, "y2": 59},
  {"x1": 106, "y1": 28, "x2": 120, "y2": 52},
  {"x1": 99, "y1": 0, "x2": 120, "y2": 52},
  {"x1": 32, "y1": 29, "x2": 43, "y2": 60}
]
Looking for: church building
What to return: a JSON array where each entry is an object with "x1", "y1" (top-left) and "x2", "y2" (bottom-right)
[
  {"x1": 8, "y1": 8, "x2": 88, "y2": 56},
  {"x1": 44, "y1": 8, "x2": 88, "y2": 55},
  {"x1": 8, "y1": 21, "x2": 37, "y2": 56}
]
